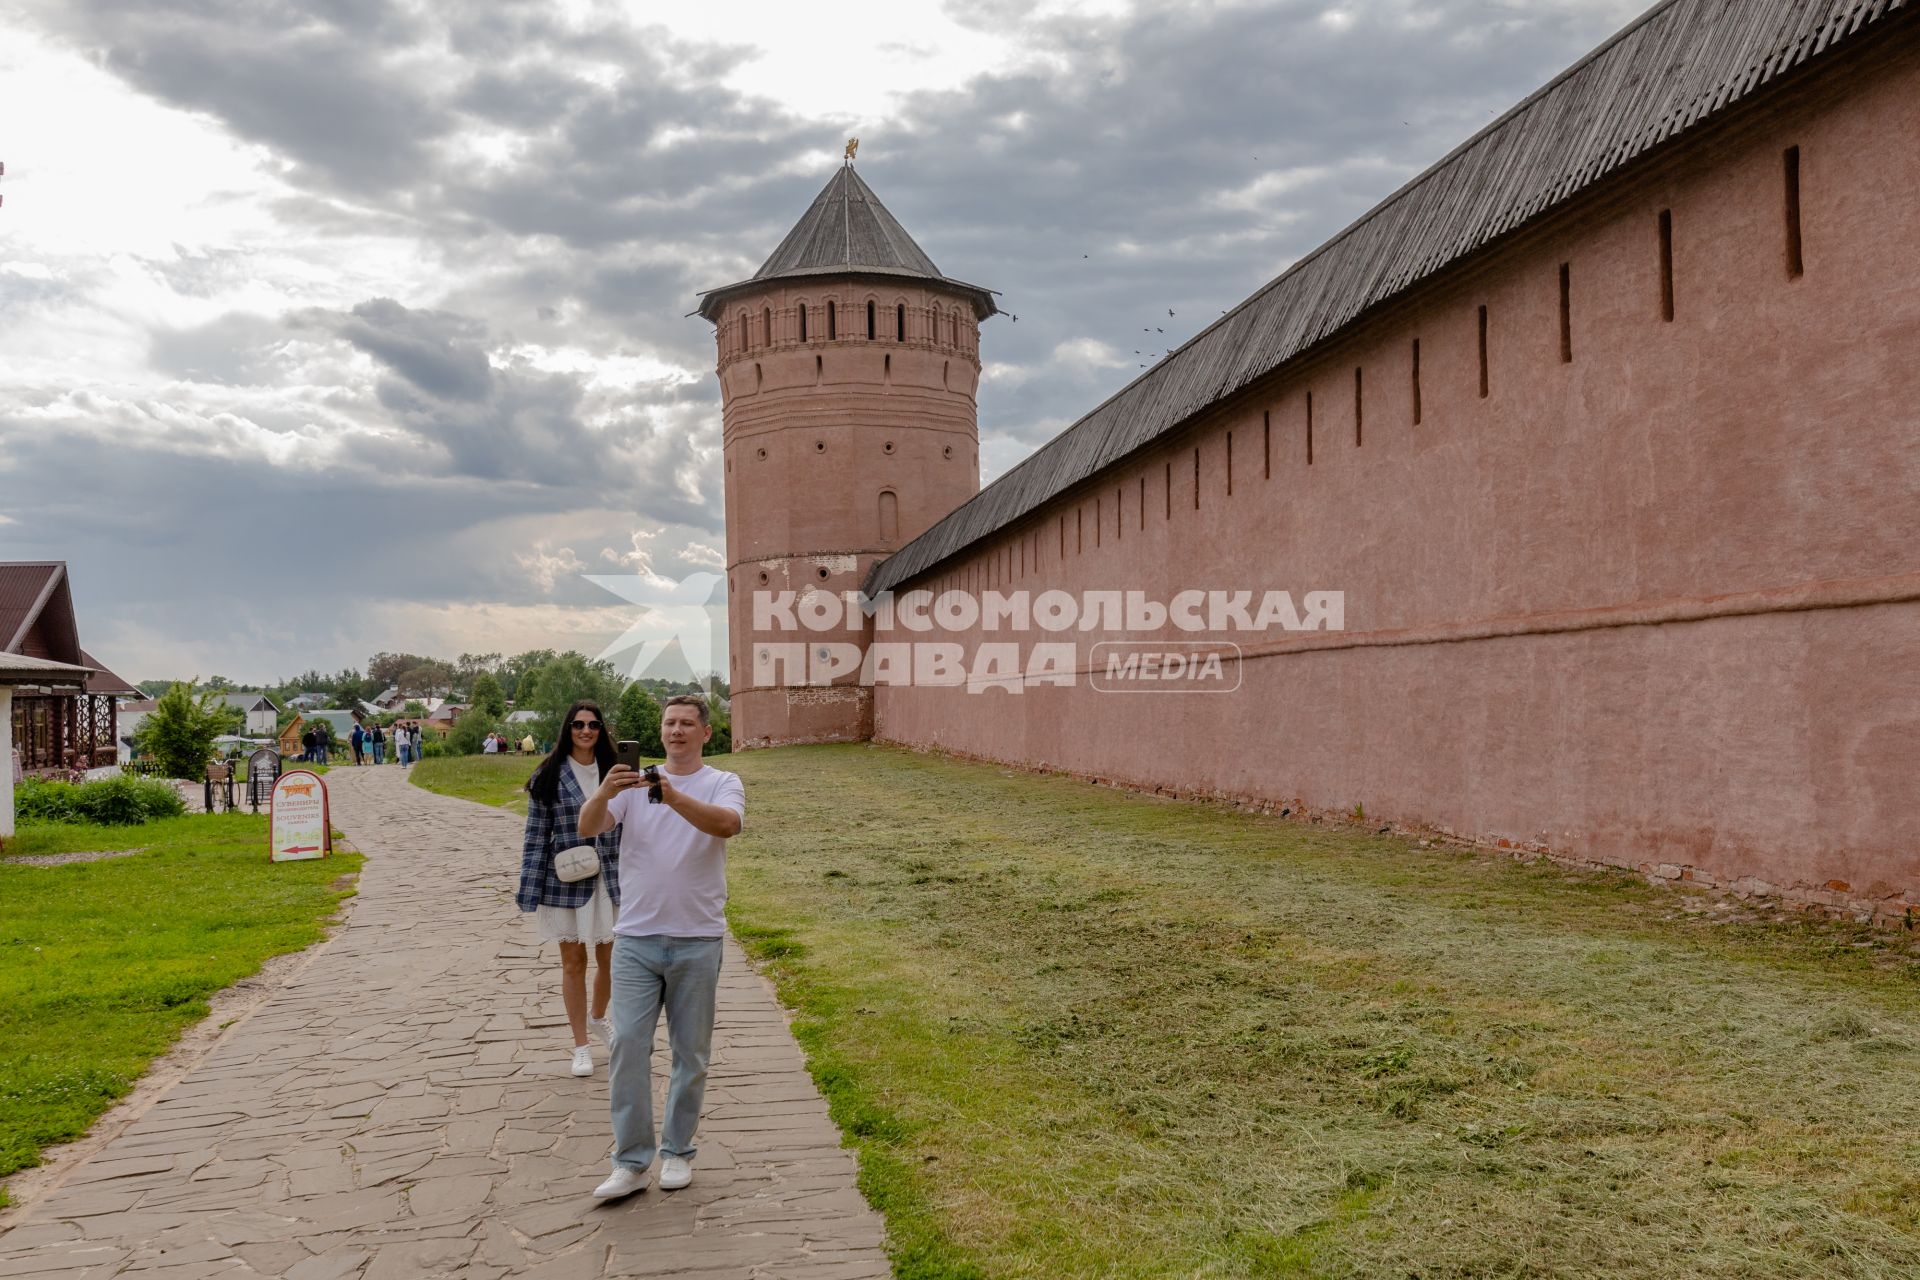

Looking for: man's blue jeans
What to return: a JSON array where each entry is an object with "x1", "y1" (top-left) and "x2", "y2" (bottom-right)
[{"x1": 609, "y1": 935, "x2": 722, "y2": 1172}]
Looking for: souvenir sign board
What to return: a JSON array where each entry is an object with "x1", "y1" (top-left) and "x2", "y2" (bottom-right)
[{"x1": 270, "y1": 769, "x2": 331, "y2": 862}]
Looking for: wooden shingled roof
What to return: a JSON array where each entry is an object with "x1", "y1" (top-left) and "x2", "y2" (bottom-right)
[
  {"x1": 697, "y1": 166, "x2": 997, "y2": 321},
  {"x1": 868, "y1": 0, "x2": 1913, "y2": 595}
]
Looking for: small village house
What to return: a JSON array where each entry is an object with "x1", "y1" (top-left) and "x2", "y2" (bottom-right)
[{"x1": 1, "y1": 562, "x2": 140, "y2": 776}]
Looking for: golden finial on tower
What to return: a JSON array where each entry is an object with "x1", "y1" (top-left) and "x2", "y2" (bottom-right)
[{"x1": 844, "y1": 137, "x2": 859, "y2": 164}]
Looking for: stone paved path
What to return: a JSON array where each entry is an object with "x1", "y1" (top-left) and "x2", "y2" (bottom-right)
[{"x1": 0, "y1": 765, "x2": 890, "y2": 1279}]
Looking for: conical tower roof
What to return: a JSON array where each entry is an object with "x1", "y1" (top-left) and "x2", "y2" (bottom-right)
[{"x1": 697, "y1": 165, "x2": 996, "y2": 321}]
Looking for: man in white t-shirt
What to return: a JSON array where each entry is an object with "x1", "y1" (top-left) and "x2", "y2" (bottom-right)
[{"x1": 577, "y1": 695, "x2": 744, "y2": 1199}]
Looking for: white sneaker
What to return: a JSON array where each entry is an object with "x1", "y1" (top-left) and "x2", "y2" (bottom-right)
[
  {"x1": 657, "y1": 1155, "x2": 693, "y2": 1191},
  {"x1": 570, "y1": 1045, "x2": 593, "y2": 1077},
  {"x1": 592, "y1": 1166, "x2": 648, "y2": 1199},
  {"x1": 587, "y1": 1015, "x2": 615, "y2": 1046}
]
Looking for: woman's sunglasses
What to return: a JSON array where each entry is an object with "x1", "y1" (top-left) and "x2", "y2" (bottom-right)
[{"x1": 569, "y1": 719, "x2": 603, "y2": 732}]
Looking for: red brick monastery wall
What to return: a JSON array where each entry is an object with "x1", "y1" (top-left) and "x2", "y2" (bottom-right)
[{"x1": 867, "y1": 40, "x2": 1920, "y2": 922}]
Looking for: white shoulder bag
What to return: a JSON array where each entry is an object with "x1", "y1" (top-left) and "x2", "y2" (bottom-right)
[{"x1": 554, "y1": 844, "x2": 600, "y2": 883}]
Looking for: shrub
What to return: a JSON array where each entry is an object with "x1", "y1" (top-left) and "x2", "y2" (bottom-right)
[
  {"x1": 419, "y1": 739, "x2": 447, "y2": 758},
  {"x1": 446, "y1": 713, "x2": 500, "y2": 756},
  {"x1": 15, "y1": 778, "x2": 81, "y2": 823},
  {"x1": 13, "y1": 775, "x2": 184, "y2": 826}
]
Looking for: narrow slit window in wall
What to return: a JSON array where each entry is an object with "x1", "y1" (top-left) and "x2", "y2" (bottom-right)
[
  {"x1": 1077, "y1": 506, "x2": 1083, "y2": 554},
  {"x1": 814, "y1": 354, "x2": 822, "y2": 382},
  {"x1": 1095, "y1": 496, "x2": 1102, "y2": 547},
  {"x1": 1784, "y1": 146, "x2": 1804, "y2": 278},
  {"x1": 798, "y1": 304, "x2": 808, "y2": 341},
  {"x1": 737, "y1": 313, "x2": 747, "y2": 351},
  {"x1": 1193, "y1": 447, "x2": 1201, "y2": 509},
  {"x1": 1059, "y1": 516, "x2": 1065, "y2": 558},
  {"x1": 1477, "y1": 305, "x2": 1489, "y2": 397},
  {"x1": 1658, "y1": 210, "x2": 1674, "y2": 321},
  {"x1": 1165, "y1": 461, "x2": 1172, "y2": 518},
  {"x1": 1116, "y1": 486, "x2": 1123, "y2": 540},
  {"x1": 1559, "y1": 263, "x2": 1573, "y2": 363},
  {"x1": 827, "y1": 301, "x2": 837, "y2": 340},
  {"x1": 1306, "y1": 391, "x2": 1314, "y2": 465},
  {"x1": 896, "y1": 303, "x2": 906, "y2": 340},
  {"x1": 878, "y1": 490, "x2": 899, "y2": 543},
  {"x1": 1226, "y1": 431, "x2": 1234, "y2": 495},
  {"x1": 1353, "y1": 368, "x2": 1363, "y2": 447},
  {"x1": 867, "y1": 301, "x2": 876, "y2": 339},
  {"x1": 1263, "y1": 411, "x2": 1271, "y2": 477},
  {"x1": 1139, "y1": 475, "x2": 1146, "y2": 528},
  {"x1": 763, "y1": 307, "x2": 772, "y2": 345},
  {"x1": 1411, "y1": 339, "x2": 1422, "y2": 424}
]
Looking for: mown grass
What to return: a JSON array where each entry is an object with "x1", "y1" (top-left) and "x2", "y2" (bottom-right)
[
  {"x1": 0, "y1": 814, "x2": 362, "y2": 1207},
  {"x1": 410, "y1": 754, "x2": 540, "y2": 814},
  {"x1": 721, "y1": 743, "x2": 1920, "y2": 1279},
  {"x1": 410, "y1": 751, "x2": 667, "y2": 815}
]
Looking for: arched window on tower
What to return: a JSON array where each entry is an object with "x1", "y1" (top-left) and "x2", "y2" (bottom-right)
[
  {"x1": 867, "y1": 300, "x2": 876, "y2": 340},
  {"x1": 763, "y1": 306, "x2": 772, "y2": 346},
  {"x1": 737, "y1": 312, "x2": 747, "y2": 352},
  {"x1": 878, "y1": 489, "x2": 899, "y2": 544},
  {"x1": 798, "y1": 303, "x2": 808, "y2": 342},
  {"x1": 896, "y1": 303, "x2": 906, "y2": 341},
  {"x1": 827, "y1": 301, "x2": 837, "y2": 340},
  {"x1": 931, "y1": 304, "x2": 941, "y2": 346}
]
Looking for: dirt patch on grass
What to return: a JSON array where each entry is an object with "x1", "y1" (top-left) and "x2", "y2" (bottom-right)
[{"x1": 0, "y1": 848, "x2": 149, "y2": 868}]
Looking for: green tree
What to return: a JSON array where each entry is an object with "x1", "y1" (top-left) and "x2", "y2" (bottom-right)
[
  {"x1": 703, "y1": 696, "x2": 732, "y2": 756},
  {"x1": 398, "y1": 663, "x2": 453, "y2": 698},
  {"x1": 144, "y1": 681, "x2": 228, "y2": 779},
  {"x1": 400, "y1": 699, "x2": 428, "y2": 720},
  {"x1": 521, "y1": 652, "x2": 626, "y2": 746},
  {"x1": 499, "y1": 648, "x2": 556, "y2": 700},
  {"x1": 446, "y1": 710, "x2": 500, "y2": 756},
  {"x1": 615, "y1": 684, "x2": 663, "y2": 755},
  {"x1": 470, "y1": 671, "x2": 508, "y2": 719}
]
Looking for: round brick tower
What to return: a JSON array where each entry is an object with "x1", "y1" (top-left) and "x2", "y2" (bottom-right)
[{"x1": 698, "y1": 163, "x2": 996, "y2": 748}]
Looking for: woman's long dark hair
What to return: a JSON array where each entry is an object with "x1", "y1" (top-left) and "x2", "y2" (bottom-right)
[{"x1": 526, "y1": 699, "x2": 616, "y2": 808}]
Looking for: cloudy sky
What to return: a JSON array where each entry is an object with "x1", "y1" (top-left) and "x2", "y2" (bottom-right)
[{"x1": 0, "y1": 0, "x2": 1644, "y2": 686}]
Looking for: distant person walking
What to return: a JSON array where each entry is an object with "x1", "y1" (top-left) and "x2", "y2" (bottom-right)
[
  {"x1": 580, "y1": 695, "x2": 744, "y2": 1198},
  {"x1": 370, "y1": 723, "x2": 386, "y2": 766},
  {"x1": 301, "y1": 727, "x2": 317, "y2": 764},
  {"x1": 515, "y1": 700, "x2": 622, "y2": 1080},
  {"x1": 349, "y1": 721, "x2": 365, "y2": 767}
]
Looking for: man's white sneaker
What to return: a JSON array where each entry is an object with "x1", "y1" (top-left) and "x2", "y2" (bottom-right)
[
  {"x1": 587, "y1": 1015, "x2": 615, "y2": 1046},
  {"x1": 592, "y1": 1166, "x2": 648, "y2": 1199},
  {"x1": 657, "y1": 1155, "x2": 693, "y2": 1191},
  {"x1": 570, "y1": 1045, "x2": 593, "y2": 1077}
]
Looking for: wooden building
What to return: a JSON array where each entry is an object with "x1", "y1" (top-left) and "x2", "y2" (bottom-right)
[{"x1": 0, "y1": 562, "x2": 140, "y2": 774}]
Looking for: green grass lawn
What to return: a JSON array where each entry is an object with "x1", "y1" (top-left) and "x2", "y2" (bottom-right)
[
  {"x1": 0, "y1": 814, "x2": 362, "y2": 1207},
  {"x1": 410, "y1": 751, "x2": 665, "y2": 815},
  {"x1": 409, "y1": 754, "x2": 539, "y2": 814},
  {"x1": 717, "y1": 744, "x2": 1920, "y2": 1279}
]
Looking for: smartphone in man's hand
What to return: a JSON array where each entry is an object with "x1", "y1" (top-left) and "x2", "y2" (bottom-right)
[{"x1": 615, "y1": 740, "x2": 642, "y2": 772}]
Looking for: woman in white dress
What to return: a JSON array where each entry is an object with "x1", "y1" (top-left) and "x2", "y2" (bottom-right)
[{"x1": 514, "y1": 700, "x2": 622, "y2": 1077}]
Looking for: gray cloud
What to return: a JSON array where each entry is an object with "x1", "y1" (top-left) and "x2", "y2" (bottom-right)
[{"x1": 12, "y1": 0, "x2": 1643, "y2": 682}]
